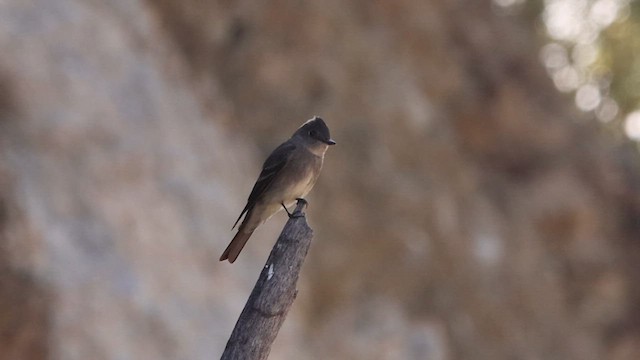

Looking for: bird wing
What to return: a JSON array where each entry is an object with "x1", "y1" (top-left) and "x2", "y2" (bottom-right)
[{"x1": 232, "y1": 141, "x2": 297, "y2": 229}]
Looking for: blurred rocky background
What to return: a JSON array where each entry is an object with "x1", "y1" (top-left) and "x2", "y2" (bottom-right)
[{"x1": 1, "y1": 0, "x2": 640, "y2": 359}]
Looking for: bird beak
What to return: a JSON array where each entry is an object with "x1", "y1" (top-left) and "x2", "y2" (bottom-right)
[{"x1": 326, "y1": 139, "x2": 336, "y2": 145}]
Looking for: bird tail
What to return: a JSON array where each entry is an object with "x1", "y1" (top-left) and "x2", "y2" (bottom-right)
[{"x1": 219, "y1": 230, "x2": 255, "y2": 263}]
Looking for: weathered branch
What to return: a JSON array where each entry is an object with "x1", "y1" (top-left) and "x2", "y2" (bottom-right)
[{"x1": 221, "y1": 199, "x2": 314, "y2": 360}]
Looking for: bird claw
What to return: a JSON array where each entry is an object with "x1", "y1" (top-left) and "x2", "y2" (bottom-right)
[{"x1": 281, "y1": 199, "x2": 308, "y2": 218}]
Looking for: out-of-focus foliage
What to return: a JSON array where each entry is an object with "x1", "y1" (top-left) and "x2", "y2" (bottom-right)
[
  {"x1": 599, "y1": 2, "x2": 640, "y2": 120},
  {"x1": 529, "y1": 0, "x2": 640, "y2": 140}
]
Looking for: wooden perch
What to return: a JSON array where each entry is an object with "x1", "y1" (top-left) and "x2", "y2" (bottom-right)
[{"x1": 221, "y1": 199, "x2": 314, "y2": 360}]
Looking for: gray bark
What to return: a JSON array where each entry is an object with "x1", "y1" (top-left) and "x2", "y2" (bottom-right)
[{"x1": 221, "y1": 200, "x2": 313, "y2": 360}]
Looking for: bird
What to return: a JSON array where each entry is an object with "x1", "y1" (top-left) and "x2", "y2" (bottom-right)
[{"x1": 220, "y1": 116, "x2": 336, "y2": 263}]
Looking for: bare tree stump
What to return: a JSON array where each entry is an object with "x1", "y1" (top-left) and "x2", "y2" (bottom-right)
[{"x1": 221, "y1": 199, "x2": 314, "y2": 360}]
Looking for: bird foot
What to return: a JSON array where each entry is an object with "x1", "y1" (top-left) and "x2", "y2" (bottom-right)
[{"x1": 281, "y1": 199, "x2": 307, "y2": 219}]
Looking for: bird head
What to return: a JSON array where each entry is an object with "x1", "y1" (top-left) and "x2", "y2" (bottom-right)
[{"x1": 294, "y1": 116, "x2": 336, "y2": 146}]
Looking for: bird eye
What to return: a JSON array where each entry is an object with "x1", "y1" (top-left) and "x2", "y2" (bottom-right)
[{"x1": 309, "y1": 130, "x2": 317, "y2": 137}]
